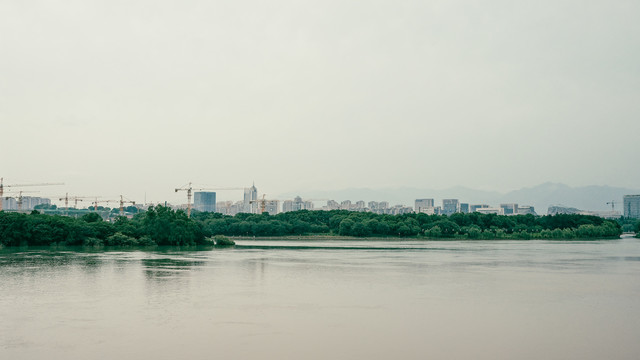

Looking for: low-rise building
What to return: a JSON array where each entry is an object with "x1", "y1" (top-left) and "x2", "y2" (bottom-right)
[
  {"x1": 470, "y1": 204, "x2": 490, "y2": 212},
  {"x1": 476, "y1": 207, "x2": 505, "y2": 215}
]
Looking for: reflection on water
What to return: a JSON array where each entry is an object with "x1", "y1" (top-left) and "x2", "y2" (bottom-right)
[{"x1": 1, "y1": 239, "x2": 640, "y2": 360}]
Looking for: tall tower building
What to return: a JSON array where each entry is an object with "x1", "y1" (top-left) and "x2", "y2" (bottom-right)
[
  {"x1": 243, "y1": 183, "x2": 258, "y2": 213},
  {"x1": 415, "y1": 199, "x2": 434, "y2": 213},
  {"x1": 442, "y1": 199, "x2": 459, "y2": 216},
  {"x1": 624, "y1": 195, "x2": 640, "y2": 219},
  {"x1": 194, "y1": 192, "x2": 216, "y2": 212}
]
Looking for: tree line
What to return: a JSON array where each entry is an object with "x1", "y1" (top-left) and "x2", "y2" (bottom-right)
[
  {"x1": 0, "y1": 206, "x2": 629, "y2": 247},
  {"x1": 193, "y1": 209, "x2": 624, "y2": 239},
  {"x1": 0, "y1": 206, "x2": 207, "y2": 247}
]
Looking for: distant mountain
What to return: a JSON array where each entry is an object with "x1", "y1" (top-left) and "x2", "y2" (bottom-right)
[{"x1": 278, "y1": 183, "x2": 640, "y2": 214}]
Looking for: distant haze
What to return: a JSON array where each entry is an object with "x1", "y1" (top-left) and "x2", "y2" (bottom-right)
[
  {"x1": 280, "y1": 182, "x2": 640, "y2": 213},
  {"x1": 1, "y1": 1, "x2": 639, "y2": 205}
]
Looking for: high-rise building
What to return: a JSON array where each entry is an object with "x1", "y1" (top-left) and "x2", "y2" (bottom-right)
[
  {"x1": 282, "y1": 196, "x2": 312, "y2": 213},
  {"x1": 459, "y1": 203, "x2": 469, "y2": 214},
  {"x1": 500, "y1": 203, "x2": 519, "y2": 215},
  {"x1": 194, "y1": 192, "x2": 216, "y2": 212},
  {"x1": 1, "y1": 197, "x2": 17, "y2": 210},
  {"x1": 1, "y1": 196, "x2": 50, "y2": 211},
  {"x1": 442, "y1": 199, "x2": 459, "y2": 216},
  {"x1": 326, "y1": 200, "x2": 340, "y2": 210},
  {"x1": 340, "y1": 200, "x2": 352, "y2": 210},
  {"x1": 283, "y1": 196, "x2": 302, "y2": 212},
  {"x1": 624, "y1": 195, "x2": 640, "y2": 218},
  {"x1": 263, "y1": 200, "x2": 279, "y2": 215},
  {"x1": 415, "y1": 199, "x2": 434, "y2": 213},
  {"x1": 243, "y1": 183, "x2": 258, "y2": 213}
]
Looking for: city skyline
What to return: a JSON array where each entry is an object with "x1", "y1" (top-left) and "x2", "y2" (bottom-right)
[{"x1": 4, "y1": 179, "x2": 639, "y2": 218}]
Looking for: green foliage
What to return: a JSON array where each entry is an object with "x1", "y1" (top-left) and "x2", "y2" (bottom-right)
[
  {"x1": 34, "y1": 204, "x2": 57, "y2": 210},
  {"x1": 81, "y1": 212, "x2": 103, "y2": 223},
  {"x1": 105, "y1": 232, "x2": 138, "y2": 246},
  {"x1": 137, "y1": 206, "x2": 207, "y2": 246},
  {"x1": 137, "y1": 235, "x2": 156, "y2": 246},
  {"x1": 213, "y1": 235, "x2": 235, "y2": 246},
  {"x1": 0, "y1": 207, "x2": 625, "y2": 247},
  {"x1": 83, "y1": 237, "x2": 104, "y2": 247},
  {"x1": 463, "y1": 225, "x2": 482, "y2": 239}
]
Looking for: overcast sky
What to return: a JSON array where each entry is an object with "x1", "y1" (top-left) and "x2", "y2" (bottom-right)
[{"x1": 1, "y1": 0, "x2": 639, "y2": 204}]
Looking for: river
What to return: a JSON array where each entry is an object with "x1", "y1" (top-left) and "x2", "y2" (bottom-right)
[{"x1": 2, "y1": 237, "x2": 640, "y2": 360}]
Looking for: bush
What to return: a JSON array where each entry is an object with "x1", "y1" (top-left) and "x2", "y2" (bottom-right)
[
  {"x1": 214, "y1": 235, "x2": 235, "y2": 246},
  {"x1": 137, "y1": 235, "x2": 156, "y2": 246},
  {"x1": 83, "y1": 237, "x2": 104, "y2": 247},
  {"x1": 105, "y1": 232, "x2": 138, "y2": 246},
  {"x1": 463, "y1": 225, "x2": 482, "y2": 239}
]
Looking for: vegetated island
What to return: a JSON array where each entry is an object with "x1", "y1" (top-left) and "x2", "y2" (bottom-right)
[{"x1": 1, "y1": 205, "x2": 637, "y2": 248}]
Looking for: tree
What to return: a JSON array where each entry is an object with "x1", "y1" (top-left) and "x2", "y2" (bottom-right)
[
  {"x1": 81, "y1": 213, "x2": 103, "y2": 223},
  {"x1": 431, "y1": 220, "x2": 460, "y2": 237},
  {"x1": 339, "y1": 218, "x2": 355, "y2": 236},
  {"x1": 351, "y1": 222, "x2": 371, "y2": 237},
  {"x1": 426, "y1": 226, "x2": 442, "y2": 238},
  {"x1": 463, "y1": 225, "x2": 482, "y2": 239}
]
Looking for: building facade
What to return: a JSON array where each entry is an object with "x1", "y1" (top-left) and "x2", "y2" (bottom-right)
[
  {"x1": 500, "y1": 203, "x2": 519, "y2": 215},
  {"x1": 442, "y1": 199, "x2": 459, "y2": 216},
  {"x1": 243, "y1": 184, "x2": 258, "y2": 213},
  {"x1": 624, "y1": 195, "x2": 640, "y2": 218},
  {"x1": 282, "y1": 196, "x2": 312, "y2": 213},
  {"x1": 415, "y1": 199, "x2": 435, "y2": 213},
  {"x1": 1, "y1": 196, "x2": 51, "y2": 211},
  {"x1": 194, "y1": 192, "x2": 216, "y2": 212},
  {"x1": 470, "y1": 204, "x2": 490, "y2": 212},
  {"x1": 459, "y1": 203, "x2": 469, "y2": 214}
]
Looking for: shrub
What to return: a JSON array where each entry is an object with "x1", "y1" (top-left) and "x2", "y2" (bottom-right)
[
  {"x1": 137, "y1": 235, "x2": 156, "y2": 246},
  {"x1": 83, "y1": 237, "x2": 104, "y2": 247},
  {"x1": 105, "y1": 232, "x2": 138, "y2": 246},
  {"x1": 214, "y1": 235, "x2": 235, "y2": 246}
]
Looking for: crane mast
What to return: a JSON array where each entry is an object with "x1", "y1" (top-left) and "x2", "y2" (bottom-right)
[
  {"x1": 59, "y1": 194, "x2": 99, "y2": 216},
  {"x1": 0, "y1": 178, "x2": 64, "y2": 212},
  {"x1": 175, "y1": 182, "x2": 193, "y2": 217},
  {"x1": 119, "y1": 195, "x2": 136, "y2": 216},
  {"x1": 175, "y1": 182, "x2": 245, "y2": 218}
]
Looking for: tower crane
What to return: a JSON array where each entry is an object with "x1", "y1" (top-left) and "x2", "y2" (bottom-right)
[
  {"x1": 250, "y1": 194, "x2": 273, "y2": 214},
  {"x1": 4, "y1": 190, "x2": 40, "y2": 212},
  {"x1": 90, "y1": 198, "x2": 113, "y2": 212},
  {"x1": 175, "y1": 182, "x2": 245, "y2": 217},
  {"x1": 58, "y1": 194, "x2": 100, "y2": 215},
  {"x1": 0, "y1": 178, "x2": 64, "y2": 211},
  {"x1": 606, "y1": 200, "x2": 617, "y2": 212},
  {"x1": 119, "y1": 195, "x2": 136, "y2": 216}
]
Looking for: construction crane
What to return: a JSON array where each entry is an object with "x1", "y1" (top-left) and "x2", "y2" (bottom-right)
[
  {"x1": 175, "y1": 182, "x2": 244, "y2": 217},
  {"x1": 0, "y1": 178, "x2": 64, "y2": 211},
  {"x1": 4, "y1": 190, "x2": 40, "y2": 212},
  {"x1": 119, "y1": 195, "x2": 136, "y2": 216},
  {"x1": 250, "y1": 194, "x2": 275, "y2": 214},
  {"x1": 58, "y1": 194, "x2": 100, "y2": 215},
  {"x1": 606, "y1": 200, "x2": 617, "y2": 212},
  {"x1": 90, "y1": 198, "x2": 113, "y2": 212}
]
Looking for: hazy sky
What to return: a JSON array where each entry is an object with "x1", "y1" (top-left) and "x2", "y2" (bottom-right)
[{"x1": 2, "y1": 0, "x2": 639, "y2": 204}]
